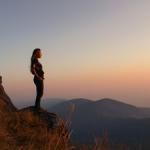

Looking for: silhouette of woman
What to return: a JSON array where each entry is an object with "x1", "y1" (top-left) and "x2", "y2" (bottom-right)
[{"x1": 30, "y1": 48, "x2": 44, "y2": 109}]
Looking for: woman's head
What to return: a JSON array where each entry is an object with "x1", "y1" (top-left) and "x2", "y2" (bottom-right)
[
  {"x1": 32, "y1": 48, "x2": 42, "y2": 59},
  {"x1": 30, "y1": 48, "x2": 42, "y2": 73}
]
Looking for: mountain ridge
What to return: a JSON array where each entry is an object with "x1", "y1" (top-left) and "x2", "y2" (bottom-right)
[
  {"x1": 49, "y1": 97, "x2": 150, "y2": 119},
  {"x1": 48, "y1": 97, "x2": 150, "y2": 145}
]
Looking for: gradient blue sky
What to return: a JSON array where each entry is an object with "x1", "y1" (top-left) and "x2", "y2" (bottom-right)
[{"x1": 1, "y1": 0, "x2": 150, "y2": 106}]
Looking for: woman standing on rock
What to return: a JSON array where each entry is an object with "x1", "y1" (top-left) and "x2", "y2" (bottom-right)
[{"x1": 30, "y1": 48, "x2": 44, "y2": 109}]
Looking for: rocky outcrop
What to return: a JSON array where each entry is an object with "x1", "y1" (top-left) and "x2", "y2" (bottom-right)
[
  {"x1": 0, "y1": 76, "x2": 68, "y2": 149},
  {"x1": 18, "y1": 106, "x2": 58, "y2": 129},
  {"x1": 0, "y1": 76, "x2": 16, "y2": 111}
]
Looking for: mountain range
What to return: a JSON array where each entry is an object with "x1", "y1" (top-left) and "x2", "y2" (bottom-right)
[
  {"x1": 48, "y1": 98, "x2": 150, "y2": 119},
  {"x1": 48, "y1": 98, "x2": 150, "y2": 148}
]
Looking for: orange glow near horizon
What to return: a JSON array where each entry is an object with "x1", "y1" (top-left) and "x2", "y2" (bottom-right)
[{"x1": 4, "y1": 64, "x2": 150, "y2": 107}]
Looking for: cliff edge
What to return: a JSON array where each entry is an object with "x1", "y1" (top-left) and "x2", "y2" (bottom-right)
[{"x1": 0, "y1": 76, "x2": 69, "y2": 149}]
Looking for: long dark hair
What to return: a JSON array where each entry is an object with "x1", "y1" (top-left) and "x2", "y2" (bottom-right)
[{"x1": 30, "y1": 48, "x2": 41, "y2": 73}]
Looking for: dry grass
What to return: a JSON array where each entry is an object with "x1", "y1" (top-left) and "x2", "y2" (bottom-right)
[
  {"x1": 0, "y1": 107, "x2": 73, "y2": 150},
  {"x1": 0, "y1": 107, "x2": 113, "y2": 150},
  {"x1": 0, "y1": 102, "x2": 129, "y2": 150}
]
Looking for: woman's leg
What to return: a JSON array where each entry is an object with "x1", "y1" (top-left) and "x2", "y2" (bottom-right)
[{"x1": 34, "y1": 79, "x2": 44, "y2": 109}]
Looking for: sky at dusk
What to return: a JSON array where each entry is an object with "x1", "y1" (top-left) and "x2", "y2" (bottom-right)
[{"x1": 1, "y1": 0, "x2": 150, "y2": 107}]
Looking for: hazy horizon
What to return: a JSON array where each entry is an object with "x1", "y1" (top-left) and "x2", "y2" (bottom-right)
[
  {"x1": 1, "y1": 0, "x2": 150, "y2": 107},
  {"x1": 12, "y1": 97, "x2": 150, "y2": 108}
]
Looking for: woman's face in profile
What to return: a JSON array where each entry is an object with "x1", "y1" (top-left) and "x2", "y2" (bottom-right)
[{"x1": 36, "y1": 50, "x2": 42, "y2": 58}]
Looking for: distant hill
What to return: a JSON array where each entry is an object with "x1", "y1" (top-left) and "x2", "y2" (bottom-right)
[
  {"x1": 49, "y1": 98, "x2": 150, "y2": 119},
  {"x1": 49, "y1": 98, "x2": 150, "y2": 146}
]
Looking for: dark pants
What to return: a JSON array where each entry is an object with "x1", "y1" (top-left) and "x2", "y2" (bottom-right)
[{"x1": 33, "y1": 77, "x2": 44, "y2": 109}]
